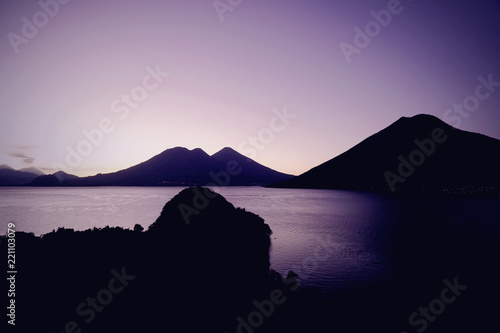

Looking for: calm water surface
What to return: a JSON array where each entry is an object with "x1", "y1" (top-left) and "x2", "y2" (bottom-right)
[{"x1": 1, "y1": 187, "x2": 499, "y2": 299}]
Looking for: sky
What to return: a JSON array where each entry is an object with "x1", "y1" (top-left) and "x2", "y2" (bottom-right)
[{"x1": 1, "y1": 0, "x2": 499, "y2": 177}]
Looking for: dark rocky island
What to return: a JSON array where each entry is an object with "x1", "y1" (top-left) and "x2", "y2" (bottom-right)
[{"x1": 2, "y1": 187, "x2": 322, "y2": 332}]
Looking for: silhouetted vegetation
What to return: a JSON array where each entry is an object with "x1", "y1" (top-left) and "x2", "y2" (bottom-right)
[
  {"x1": 1, "y1": 187, "x2": 322, "y2": 332},
  {"x1": 1, "y1": 187, "x2": 498, "y2": 332}
]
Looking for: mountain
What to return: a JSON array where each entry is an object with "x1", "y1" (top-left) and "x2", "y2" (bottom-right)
[
  {"x1": 0, "y1": 166, "x2": 76, "y2": 186},
  {"x1": 62, "y1": 147, "x2": 293, "y2": 186},
  {"x1": 0, "y1": 168, "x2": 40, "y2": 186},
  {"x1": 0, "y1": 164, "x2": 14, "y2": 170},
  {"x1": 0, "y1": 165, "x2": 45, "y2": 185},
  {"x1": 212, "y1": 147, "x2": 294, "y2": 185},
  {"x1": 19, "y1": 167, "x2": 45, "y2": 175},
  {"x1": 272, "y1": 114, "x2": 500, "y2": 194},
  {"x1": 29, "y1": 174, "x2": 61, "y2": 186},
  {"x1": 28, "y1": 171, "x2": 79, "y2": 186},
  {"x1": 53, "y1": 171, "x2": 79, "y2": 182}
]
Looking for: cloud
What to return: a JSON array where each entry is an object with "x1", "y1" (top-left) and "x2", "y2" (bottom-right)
[
  {"x1": 2, "y1": 145, "x2": 40, "y2": 150},
  {"x1": 8, "y1": 152, "x2": 35, "y2": 164}
]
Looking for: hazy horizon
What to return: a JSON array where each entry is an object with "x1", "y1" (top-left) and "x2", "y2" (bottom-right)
[
  {"x1": 1, "y1": 111, "x2": 498, "y2": 179},
  {"x1": 1, "y1": 0, "x2": 500, "y2": 177}
]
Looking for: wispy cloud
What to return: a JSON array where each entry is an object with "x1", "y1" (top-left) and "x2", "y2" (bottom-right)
[
  {"x1": 2, "y1": 145, "x2": 40, "y2": 165},
  {"x1": 8, "y1": 152, "x2": 35, "y2": 164},
  {"x1": 10, "y1": 145, "x2": 41, "y2": 150},
  {"x1": 1, "y1": 145, "x2": 40, "y2": 150}
]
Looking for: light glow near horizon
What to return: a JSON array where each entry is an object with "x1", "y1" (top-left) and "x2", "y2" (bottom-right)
[{"x1": 1, "y1": 0, "x2": 499, "y2": 177}]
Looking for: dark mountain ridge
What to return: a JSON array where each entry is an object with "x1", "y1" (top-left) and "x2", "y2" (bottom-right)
[
  {"x1": 272, "y1": 114, "x2": 500, "y2": 194},
  {"x1": 0, "y1": 167, "x2": 40, "y2": 186},
  {"x1": 53, "y1": 170, "x2": 79, "y2": 182},
  {"x1": 18, "y1": 166, "x2": 45, "y2": 175},
  {"x1": 62, "y1": 147, "x2": 293, "y2": 186}
]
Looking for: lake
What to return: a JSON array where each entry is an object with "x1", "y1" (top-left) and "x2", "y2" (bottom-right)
[{"x1": 1, "y1": 186, "x2": 499, "y2": 299}]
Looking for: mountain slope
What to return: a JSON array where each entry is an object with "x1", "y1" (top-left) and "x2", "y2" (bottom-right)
[
  {"x1": 272, "y1": 114, "x2": 500, "y2": 193},
  {"x1": 211, "y1": 147, "x2": 293, "y2": 185},
  {"x1": 62, "y1": 147, "x2": 292, "y2": 186},
  {"x1": 29, "y1": 175, "x2": 61, "y2": 186},
  {"x1": 19, "y1": 167, "x2": 45, "y2": 175},
  {"x1": 29, "y1": 171, "x2": 79, "y2": 186},
  {"x1": 0, "y1": 164, "x2": 14, "y2": 170},
  {"x1": 53, "y1": 171, "x2": 79, "y2": 182},
  {"x1": 0, "y1": 168, "x2": 40, "y2": 186}
]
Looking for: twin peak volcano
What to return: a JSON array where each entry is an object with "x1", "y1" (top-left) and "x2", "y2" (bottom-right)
[{"x1": 62, "y1": 147, "x2": 294, "y2": 186}]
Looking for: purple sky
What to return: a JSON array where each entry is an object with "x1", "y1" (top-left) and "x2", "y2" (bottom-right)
[{"x1": 1, "y1": 0, "x2": 499, "y2": 177}]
